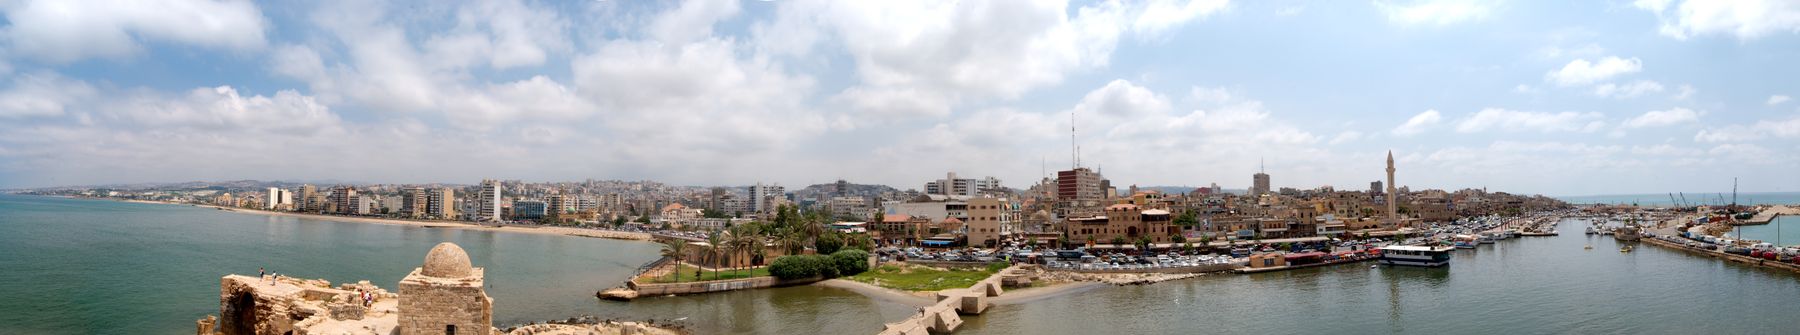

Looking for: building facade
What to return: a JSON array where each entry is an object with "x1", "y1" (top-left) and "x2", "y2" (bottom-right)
[{"x1": 478, "y1": 180, "x2": 502, "y2": 222}]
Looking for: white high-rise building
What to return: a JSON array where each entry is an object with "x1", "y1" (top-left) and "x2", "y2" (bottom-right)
[
  {"x1": 478, "y1": 180, "x2": 502, "y2": 222},
  {"x1": 265, "y1": 187, "x2": 292, "y2": 210},
  {"x1": 749, "y1": 183, "x2": 784, "y2": 214}
]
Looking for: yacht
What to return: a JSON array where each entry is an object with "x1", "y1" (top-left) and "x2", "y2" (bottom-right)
[{"x1": 1378, "y1": 245, "x2": 1454, "y2": 267}]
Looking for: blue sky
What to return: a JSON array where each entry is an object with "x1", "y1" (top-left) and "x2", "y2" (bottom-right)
[{"x1": 0, "y1": 0, "x2": 1796, "y2": 196}]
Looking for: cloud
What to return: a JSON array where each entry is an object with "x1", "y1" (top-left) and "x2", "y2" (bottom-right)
[
  {"x1": 1622, "y1": 108, "x2": 1700, "y2": 128},
  {"x1": 1634, "y1": 0, "x2": 1800, "y2": 40},
  {"x1": 768, "y1": 0, "x2": 1224, "y2": 120},
  {"x1": 0, "y1": 72, "x2": 97, "y2": 119},
  {"x1": 1695, "y1": 115, "x2": 1800, "y2": 142},
  {"x1": 1391, "y1": 109, "x2": 1443, "y2": 136},
  {"x1": 1545, "y1": 56, "x2": 1643, "y2": 87},
  {"x1": 1769, "y1": 95, "x2": 1792, "y2": 105},
  {"x1": 1672, "y1": 84, "x2": 1696, "y2": 100},
  {"x1": 1455, "y1": 108, "x2": 1605, "y2": 133},
  {"x1": 1329, "y1": 131, "x2": 1364, "y2": 145},
  {"x1": 1593, "y1": 80, "x2": 1665, "y2": 98},
  {"x1": 1, "y1": 0, "x2": 269, "y2": 63},
  {"x1": 1373, "y1": 0, "x2": 1496, "y2": 25},
  {"x1": 1073, "y1": 79, "x2": 1173, "y2": 117}
]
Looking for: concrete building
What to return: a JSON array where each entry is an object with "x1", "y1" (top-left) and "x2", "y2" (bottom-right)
[
  {"x1": 403, "y1": 187, "x2": 429, "y2": 219},
  {"x1": 398, "y1": 243, "x2": 492, "y2": 335},
  {"x1": 512, "y1": 200, "x2": 547, "y2": 220},
  {"x1": 299, "y1": 184, "x2": 320, "y2": 212},
  {"x1": 1056, "y1": 167, "x2": 1105, "y2": 214},
  {"x1": 329, "y1": 186, "x2": 357, "y2": 215},
  {"x1": 924, "y1": 172, "x2": 1003, "y2": 197},
  {"x1": 749, "y1": 183, "x2": 784, "y2": 214},
  {"x1": 264, "y1": 188, "x2": 292, "y2": 210},
  {"x1": 1065, "y1": 203, "x2": 1179, "y2": 247},
  {"x1": 828, "y1": 196, "x2": 872, "y2": 220},
  {"x1": 428, "y1": 188, "x2": 456, "y2": 219},
  {"x1": 1252, "y1": 172, "x2": 1271, "y2": 198},
  {"x1": 478, "y1": 180, "x2": 502, "y2": 222},
  {"x1": 966, "y1": 198, "x2": 1013, "y2": 247}
]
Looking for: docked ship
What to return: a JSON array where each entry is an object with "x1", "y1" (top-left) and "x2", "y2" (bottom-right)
[{"x1": 1378, "y1": 245, "x2": 1454, "y2": 267}]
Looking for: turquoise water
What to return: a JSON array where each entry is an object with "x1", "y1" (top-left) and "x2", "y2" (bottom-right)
[
  {"x1": 1736, "y1": 216, "x2": 1800, "y2": 246},
  {"x1": 1557, "y1": 192, "x2": 1800, "y2": 206}
]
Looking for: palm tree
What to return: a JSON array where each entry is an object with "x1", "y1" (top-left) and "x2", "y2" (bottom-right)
[
  {"x1": 731, "y1": 229, "x2": 759, "y2": 276},
  {"x1": 705, "y1": 232, "x2": 725, "y2": 280},
  {"x1": 658, "y1": 239, "x2": 688, "y2": 283}
]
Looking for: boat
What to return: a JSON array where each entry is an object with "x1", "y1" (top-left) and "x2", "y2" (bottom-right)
[
  {"x1": 1478, "y1": 233, "x2": 1496, "y2": 244},
  {"x1": 1378, "y1": 245, "x2": 1454, "y2": 267},
  {"x1": 1454, "y1": 240, "x2": 1476, "y2": 249},
  {"x1": 1584, "y1": 244, "x2": 1593, "y2": 250},
  {"x1": 1620, "y1": 246, "x2": 1634, "y2": 253},
  {"x1": 1585, "y1": 226, "x2": 1597, "y2": 235}
]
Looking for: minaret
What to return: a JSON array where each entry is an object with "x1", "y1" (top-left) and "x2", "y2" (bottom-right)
[{"x1": 1386, "y1": 151, "x2": 1398, "y2": 223}]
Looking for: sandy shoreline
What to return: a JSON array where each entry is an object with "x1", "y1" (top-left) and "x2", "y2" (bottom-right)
[{"x1": 89, "y1": 197, "x2": 654, "y2": 242}]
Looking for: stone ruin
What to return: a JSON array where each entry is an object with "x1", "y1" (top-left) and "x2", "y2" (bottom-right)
[
  {"x1": 398, "y1": 242, "x2": 494, "y2": 335},
  {"x1": 197, "y1": 242, "x2": 494, "y2": 335}
]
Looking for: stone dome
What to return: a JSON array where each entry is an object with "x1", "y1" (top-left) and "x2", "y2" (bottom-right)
[{"x1": 421, "y1": 242, "x2": 473, "y2": 278}]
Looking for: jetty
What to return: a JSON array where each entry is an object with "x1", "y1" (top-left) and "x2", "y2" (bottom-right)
[
  {"x1": 876, "y1": 265, "x2": 1024, "y2": 335},
  {"x1": 1742, "y1": 206, "x2": 1799, "y2": 225}
]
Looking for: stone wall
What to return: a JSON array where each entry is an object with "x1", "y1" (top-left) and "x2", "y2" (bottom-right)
[
  {"x1": 217, "y1": 276, "x2": 298, "y2": 335},
  {"x1": 399, "y1": 268, "x2": 493, "y2": 335},
  {"x1": 628, "y1": 276, "x2": 821, "y2": 296}
]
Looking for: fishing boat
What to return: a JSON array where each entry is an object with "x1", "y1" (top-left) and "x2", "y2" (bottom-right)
[
  {"x1": 1478, "y1": 233, "x2": 1496, "y2": 244},
  {"x1": 1620, "y1": 246, "x2": 1634, "y2": 253},
  {"x1": 1378, "y1": 245, "x2": 1454, "y2": 267}
]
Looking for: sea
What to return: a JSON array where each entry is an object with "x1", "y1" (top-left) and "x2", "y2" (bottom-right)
[
  {"x1": 1555, "y1": 192, "x2": 1800, "y2": 207},
  {"x1": 3, "y1": 194, "x2": 1800, "y2": 334}
]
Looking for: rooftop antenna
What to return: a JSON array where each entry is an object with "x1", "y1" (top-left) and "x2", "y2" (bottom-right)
[{"x1": 1732, "y1": 177, "x2": 1738, "y2": 209}]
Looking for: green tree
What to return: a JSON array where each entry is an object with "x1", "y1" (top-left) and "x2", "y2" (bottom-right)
[
  {"x1": 658, "y1": 239, "x2": 689, "y2": 283},
  {"x1": 705, "y1": 232, "x2": 726, "y2": 280},
  {"x1": 1174, "y1": 210, "x2": 1199, "y2": 227},
  {"x1": 1111, "y1": 236, "x2": 1127, "y2": 248},
  {"x1": 815, "y1": 232, "x2": 845, "y2": 255},
  {"x1": 636, "y1": 215, "x2": 652, "y2": 224},
  {"x1": 611, "y1": 216, "x2": 626, "y2": 228}
]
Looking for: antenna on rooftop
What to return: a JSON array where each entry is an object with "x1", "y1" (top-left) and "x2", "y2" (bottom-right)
[{"x1": 1072, "y1": 110, "x2": 1081, "y2": 169}]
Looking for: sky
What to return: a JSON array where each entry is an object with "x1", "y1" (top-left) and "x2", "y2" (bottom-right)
[{"x1": 0, "y1": 0, "x2": 1796, "y2": 196}]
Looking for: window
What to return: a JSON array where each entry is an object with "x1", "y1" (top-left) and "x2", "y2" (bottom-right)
[{"x1": 446, "y1": 325, "x2": 457, "y2": 335}]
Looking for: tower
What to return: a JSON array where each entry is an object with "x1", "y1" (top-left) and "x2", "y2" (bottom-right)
[
  {"x1": 1386, "y1": 151, "x2": 1398, "y2": 222},
  {"x1": 399, "y1": 243, "x2": 492, "y2": 335}
]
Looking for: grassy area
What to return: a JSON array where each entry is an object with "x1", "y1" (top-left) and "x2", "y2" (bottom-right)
[
  {"x1": 641, "y1": 264, "x2": 770, "y2": 284},
  {"x1": 846, "y1": 264, "x2": 999, "y2": 292}
]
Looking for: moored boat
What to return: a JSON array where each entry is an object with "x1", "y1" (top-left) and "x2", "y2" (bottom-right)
[{"x1": 1378, "y1": 245, "x2": 1454, "y2": 267}]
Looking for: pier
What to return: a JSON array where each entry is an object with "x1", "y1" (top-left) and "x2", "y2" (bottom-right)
[
  {"x1": 1741, "y1": 206, "x2": 1799, "y2": 225},
  {"x1": 876, "y1": 265, "x2": 1022, "y2": 335}
]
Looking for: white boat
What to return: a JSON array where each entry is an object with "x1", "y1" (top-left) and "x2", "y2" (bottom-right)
[
  {"x1": 1478, "y1": 233, "x2": 1496, "y2": 244},
  {"x1": 1378, "y1": 245, "x2": 1454, "y2": 267}
]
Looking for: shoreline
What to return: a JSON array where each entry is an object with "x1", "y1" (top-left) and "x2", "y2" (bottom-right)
[
  {"x1": 815, "y1": 276, "x2": 1107, "y2": 308},
  {"x1": 77, "y1": 196, "x2": 655, "y2": 242}
]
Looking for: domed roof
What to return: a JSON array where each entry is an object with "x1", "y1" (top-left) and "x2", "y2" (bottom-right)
[{"x1": 421, "y1": 242, "x2": 473, "y2": 278}]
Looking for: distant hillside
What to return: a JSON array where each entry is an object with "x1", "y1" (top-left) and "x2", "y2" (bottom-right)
[{"x1": 793, "y1": 182, "x2": 899, "y2": 199}]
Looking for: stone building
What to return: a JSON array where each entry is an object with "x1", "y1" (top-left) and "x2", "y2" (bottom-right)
[{"x1": 399, "y1": 243, "x2": 493, "y2": 335}]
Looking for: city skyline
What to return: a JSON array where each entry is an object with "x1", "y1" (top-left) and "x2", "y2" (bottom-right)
[{"x1": 0, "y1": 0, "x2": 1797, "y2": 196}]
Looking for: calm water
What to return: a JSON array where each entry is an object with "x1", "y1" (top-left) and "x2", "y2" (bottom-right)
[
  {"x1": 4, "y1": 194, "x2": 1800, "y2": 334},
  {"x1": 0, "y1": 195, "x2": 913, "y2": 334},
  {"x1": 1557, "y1": 192, "x2": 1800, "y2": 206},
  {"x1": 1734, "y1": 216, "x2": 1800, "y2": 247}
]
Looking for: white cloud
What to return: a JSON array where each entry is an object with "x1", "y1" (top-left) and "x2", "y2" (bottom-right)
[
  {"x1": 1622, "y1": 108, "x2": 1700, "y2": 128},
  {"x1": 1132, "y1": 0, "x2": 1231, "y2": 36},
  {"x1": 1455, "y1": 108, "x2": 1605, "y2": 133},
  {"x1": 1635, "y1": 0, "x2": 1800, "y2": 40},
  {"x1": 1373, "y1": 0, "x2": 1496, "y2": 25},
  {"x1": 1769, "y1": 95, "x2": 1792, "y2": 105},
  {"x1": 1072, "y1": 80, "x2": 1173, "y2": 117},
  {"x1": 0, "y1": 73, "x2": 97, "y2": 119},
  {"x1": 1594, "y1": 80, "x2": 1665, "y2": 98},
  {"x1": 1695, "y1": 115, "x2": 1800, "y2": 142},
  {"x1": 1545, "y1": 56, "x2": 1643, "y2": 87},
  {"x1": 769, "y1": 0, "x2": 1224, "y2": 119},
  {"x1": 1329, "y1": 131, "x2": 1364, "y2": 145},
  {"x1": 645, "y1": 0, "x2": 742, "y2": 44},
  {"x1": 1, "y1": 0, "x2": 268, "y2": 62},
  {"x1": 1391, "y1": 109, "x2": 1443, "y2": 136}
]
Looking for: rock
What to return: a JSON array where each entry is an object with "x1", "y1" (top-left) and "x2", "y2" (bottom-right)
[
  {"x1": 196, "y1": 315, "x2": 217, "y2": 335},
  {"x1": 597, "y1": 288, "x2": 638, "y2": 301}
]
